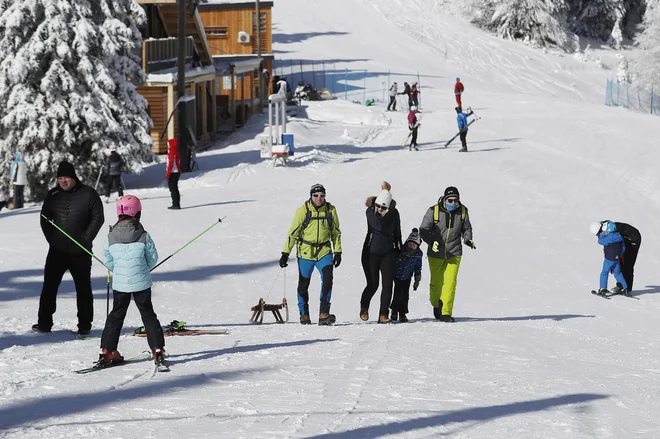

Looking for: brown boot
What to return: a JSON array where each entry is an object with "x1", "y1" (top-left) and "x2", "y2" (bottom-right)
[
  {"x1": 378, "y1": 315, "x2": 390, "y2": 324},
  {"x1": 300, "y1": 314, "x2": 311, "y2": 325},
  {"x1": 360, "y1": 308, "x2": 369, "y2": 321},
  {"x1": 318, "y1": 313, "x2": 336, "y2": 326}
]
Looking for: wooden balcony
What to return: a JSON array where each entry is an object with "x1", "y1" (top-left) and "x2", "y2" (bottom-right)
[{"x1": 141, "y1": 37, "x2": 195, "y2": 73}]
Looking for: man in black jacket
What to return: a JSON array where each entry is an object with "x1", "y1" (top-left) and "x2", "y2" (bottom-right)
[
  {"x1": 614, "y1": 222, "x2": 641, "y2": 292},
  {"x1": 33, "y1": 161, "x2": 105, "y2": 334},
  {"x1": 105, "y1": 150, "x2": 123, "y2": 202}
]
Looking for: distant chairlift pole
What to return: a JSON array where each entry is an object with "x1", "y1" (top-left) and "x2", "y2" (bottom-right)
[{"x1": 177, "y1": 0, "x2": 190, "y2": 172}]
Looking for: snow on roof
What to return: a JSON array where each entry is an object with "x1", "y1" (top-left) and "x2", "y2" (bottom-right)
[
  {"x1": 199, "y1": 0, "x2": 273, "y2": 9},
  {"x1": 146, "y1": 65, "x2": 217, "y2": 84}
]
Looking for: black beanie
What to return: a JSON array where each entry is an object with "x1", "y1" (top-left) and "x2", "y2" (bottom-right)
[
  {"x1": 310, "y1": 183, "x2": 326, "y2": 195},
  {"x1": 444, "y1": 186, "x2": 460, "y2": 199},
  {"x1": 57, "y1": 161, "x2": 77, "y2": 179}
]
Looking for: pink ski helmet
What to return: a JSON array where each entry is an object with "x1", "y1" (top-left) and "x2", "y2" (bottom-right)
[{"x1": 116, "y1": 195, "x2": 142, "y2": 217}]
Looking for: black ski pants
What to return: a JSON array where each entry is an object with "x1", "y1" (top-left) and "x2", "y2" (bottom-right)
[
  {"x1": 387, "y1": 96, "x2": 396, "y2": 111},
  {"x1": 459, "y1": 131, "x2": 467, "y2": 150},
  {"x1": 360, "y1": 252, "x2": 396, "y2": 317},
  {"x1": 621, "y1": 238, "x2": 641, "y2": 291},
  {"x1": 410, "y1": 127, "x2": 419, "y2": 147},
  {"x1": 101, "y1": 288, "x2": 164, "y2": 352},
  {"x1": 105, "y1": 175, "x2": 123, "y2": 198},
  {"x1": 391, "y1": 278, "x2": 411, "y2": 314},
  {"x1": 38, "y1": 248, "x2": 93, "y2": 332},
  {"x1": 168, "y1": 172, "x2": 181, "y2": 207},
  {"x1": 13, "y1": 185, "x2": 24, "y2": 209}
]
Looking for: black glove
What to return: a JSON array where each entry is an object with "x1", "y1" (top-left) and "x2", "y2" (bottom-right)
[
  {"x1": 279, "y1": 252, "x2": 289, "y2": 268},
  {"x1": 413, "y1": 275, "x2": 421, "y2": 291},
  {"x1": 465, "y1": 240, "x2": 476, "y2": 249},
  {"x1": 333, "y1": 252, "x2": 342, "y2": 268}
]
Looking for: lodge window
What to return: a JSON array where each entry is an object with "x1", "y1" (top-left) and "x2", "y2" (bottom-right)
[{"x1": 206, "y1": 26, "x2": 228, "y2": 39}]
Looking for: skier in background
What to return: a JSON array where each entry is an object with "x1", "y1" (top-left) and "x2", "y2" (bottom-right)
[
  {"x1": 166, "y1": 139, "x2": 181, "y2": 210},
  {"x1": 454, "y1": 78, "x2": 464, "y2": 109},
  {"x1": 400, "y1": 82, "x2": 411, "y2": 109},
  {"x1": 592, "y1": 220, "x2": 641, "y2": 293},
  {"x1": 105, "y1": 150, "x2": 123, "y2": 203},
  {"x1": 408, "y1": 106, "x2": 420, "y2": 151},
  {"x1": 9, "y1": 152, "x2": 27, "y2": 209},
  {"x1": 410, "y1": 82, "x2": 420, "y2": 108},
  {"x1": 591, "y1": 221, "x2": 630, "y2": 296},
  {"x1": 387, "y1": 82, "x2": 398, "y2": 111},
  {"x1": 456, "y1": 107, "x2": 473, "y2": 152}
]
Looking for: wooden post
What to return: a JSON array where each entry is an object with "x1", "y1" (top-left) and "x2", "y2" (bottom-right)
[
  {"x1": 167, "y1": 83, "x2": 175, "y2": 142},
  {"x1": 211, "y1": 79, "x2": 217, "y2": 141},
  {"x1": 241, "y1": 72, "x2": 246, "y2": 124},
  {"x1": 231, "y1": 65, "x2": 236, "y2": 132},
  {"x1": 201, "y1": 80, "x2": 207, "y2": 148},
  {"x1": 142, "y1": 41, "x2": 147, "y2": 74}
]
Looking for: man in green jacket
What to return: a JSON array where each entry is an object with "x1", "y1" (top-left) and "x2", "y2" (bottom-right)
[
  {"x1": 280, "y1": 184, "x2": 342, "y2": 325},
  {"x1": 419, "y1": 186, "x2": 475, "y2": 322}
]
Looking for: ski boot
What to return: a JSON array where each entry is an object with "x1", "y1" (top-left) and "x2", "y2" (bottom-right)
[
  {"x1": 621, "y1": 288, "x2": 632, "y2": 297},
  {"x1": 596, "y1": 288, "x2": 610, "y2": 297},
  {"x1": 318, "y1": 313, "x2": 336, "y2": 326},
  {"x1": 153, "y1": 348, "x2": 170, "y2": 372},
  {"x1": 97, "y1": 349, "x2": 124, "y2": 368},
  {"x1": 438, "y1": 315, "x2": 456, "y2": 323},
  {"x1": 300, "y1": 314, "x2": 311, "y2": 325}
]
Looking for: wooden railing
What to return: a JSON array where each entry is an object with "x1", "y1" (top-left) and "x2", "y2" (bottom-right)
[{"x1": 140, "y1": 37, "x2": 195, "y2": 73}]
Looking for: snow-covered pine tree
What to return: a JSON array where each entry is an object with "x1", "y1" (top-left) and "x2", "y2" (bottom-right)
[
  {"x1": 468, "y1": 0, "x2": 576, "y2": 51},
  {"x1": 0, "y1": 0, "x2": 154, "y2": 199},
  {"x1": 568, "y1": 0, "x2": 622, "y2": 42},
  {"x1": 633, "y1": 0, "x2": 660, "y2": 90}
]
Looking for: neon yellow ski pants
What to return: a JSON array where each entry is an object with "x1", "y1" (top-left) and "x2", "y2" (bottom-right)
[{"x1": 428, "y1": 256, "x2": 462, "y2": 316}]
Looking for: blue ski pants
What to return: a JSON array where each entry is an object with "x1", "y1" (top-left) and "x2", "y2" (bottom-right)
[
  {"x1": 600, "y1": 259, "x2": 628, "y2": 290},
  {"x1": 297, "y1": 254, "x2": 334, "y2": 315}
]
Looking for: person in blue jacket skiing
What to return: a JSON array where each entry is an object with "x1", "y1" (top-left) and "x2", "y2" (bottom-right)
[
  {"x1": 591, "y1": 221, "x2": 630, "y2": 296},
  {"x1": 455, "y1": 107, "x2": 473, "y2": 152}
]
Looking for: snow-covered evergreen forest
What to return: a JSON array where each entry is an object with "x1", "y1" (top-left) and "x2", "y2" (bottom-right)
[
  {"x1": 0, "y1": 0, "x2": 154, "y2": 200},
  {"x1": 465, "y1": 0, "x2": 659, "y2": 89}
]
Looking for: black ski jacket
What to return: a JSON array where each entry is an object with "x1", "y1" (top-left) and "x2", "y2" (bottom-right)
[
  {"x1": 615, "y1": 222, "x2": 641, "y2": 246},
  {"x1": 40, "y1": 181, "x2": 105, "y2": 256}
]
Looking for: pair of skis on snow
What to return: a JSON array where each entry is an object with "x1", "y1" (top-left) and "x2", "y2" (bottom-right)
[{"x1": 590, "y1": 289, "x2": 639, "y2": 300}]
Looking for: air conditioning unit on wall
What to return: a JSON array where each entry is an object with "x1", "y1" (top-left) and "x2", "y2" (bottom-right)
[{"x1": 238, "y1": 31, "x2": 250, "y2": 44}]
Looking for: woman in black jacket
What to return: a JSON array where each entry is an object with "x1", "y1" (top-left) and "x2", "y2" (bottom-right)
[{"x1": 360, "y1": 182, "x2": 402, "y2": 323}]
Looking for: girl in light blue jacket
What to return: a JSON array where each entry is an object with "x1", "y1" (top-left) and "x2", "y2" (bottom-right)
[{"x1": 98, "y1": 195, "x2": 167, "y2": 369}]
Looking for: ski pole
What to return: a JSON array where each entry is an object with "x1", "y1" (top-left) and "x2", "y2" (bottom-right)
[
  {"x1": 40, "y1": 214, "x2": 111, "y2": 271},
  {"x1": 106, "y1": 225, "x2": 112, "y2": 317},
  {"x1": 150, "y1": 217, "x2": 225, "y2": 272}
]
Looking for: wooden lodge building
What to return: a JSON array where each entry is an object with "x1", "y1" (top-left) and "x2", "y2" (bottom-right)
[{"x1": 135, "y1": 0, "x2": 274, "y2": 153}]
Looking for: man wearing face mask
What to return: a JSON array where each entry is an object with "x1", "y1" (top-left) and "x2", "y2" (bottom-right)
[
  {"x1": 419, "y1": 186, "x2": 474, "y2": 322},
  {"x1": 280, "y1": 184, "x2": 342, "y2": 326}
]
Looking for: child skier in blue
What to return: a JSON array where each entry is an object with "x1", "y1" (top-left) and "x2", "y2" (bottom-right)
[
  {"x1": 390, "y1": 228, "x2": 423, "y2": 322},
  {"x1": 592, "y1": 221, "x2": 629, "y2": 296},
  {"x1": 99, "y1": 195, "x2": 168, "y2": 371}
]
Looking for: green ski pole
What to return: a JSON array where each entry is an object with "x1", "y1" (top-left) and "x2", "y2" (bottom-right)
[
  {"x1": 150, "y1": 217, "x2": 225, "y2": 272},
  {"x1": 40, "y1": 214, "x2": 111, "y2": 271}
]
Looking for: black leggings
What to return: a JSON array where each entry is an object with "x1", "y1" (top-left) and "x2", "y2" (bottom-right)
[
  {"x1": 360, "y1": 252, "x2": 396, "y2": 317},
  {"x1": 101, "y1": 288, "x2": 164, "y2": 351}
]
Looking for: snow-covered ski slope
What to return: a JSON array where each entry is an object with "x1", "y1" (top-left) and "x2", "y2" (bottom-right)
[{"x1": 2, "y1": 0, "x2": 660, "y2": 437}]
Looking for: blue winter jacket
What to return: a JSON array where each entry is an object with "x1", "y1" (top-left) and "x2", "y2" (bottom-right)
[
  {"x1": 457, "y1": 112, "x2": 471, "y2": 131},
  {"x1": 103, "y1": 219, "x2": 158, "y2": 292},
  {"x1": 598, "y1": 231, "x2": 625, "y2": 261},
  {"x1": 394, "y1": 247, "x2": 423, "y2": 281}
]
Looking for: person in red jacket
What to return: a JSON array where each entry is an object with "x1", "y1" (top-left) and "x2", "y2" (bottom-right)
[
  {"x1": 454, "y1": 78, "x2": 464, "y2": 109},
  {"x1": 165, "y1": 139, "x2": 181, "y2": 210}
]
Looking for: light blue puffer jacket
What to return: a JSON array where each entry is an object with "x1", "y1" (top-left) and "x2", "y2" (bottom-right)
[{"x1": 103, "y1": 219, "x2": 158, "y2": 293}]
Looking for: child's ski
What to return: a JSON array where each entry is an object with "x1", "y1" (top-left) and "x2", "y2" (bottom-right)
[
  {"x1": 74, "y1": 352, "x2": 151, "y2": 374},
  {"x1": 591, "y1": 290, "x2": 611, "y2": 299},
  {"x1": 136, "y1": 329, "x2": 229, "y2": 337}
]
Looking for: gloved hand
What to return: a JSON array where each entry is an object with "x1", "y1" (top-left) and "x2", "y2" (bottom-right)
[
  {"x1": 333, "y1": 252, "x2": 342, "y2": 268},
  {"x1": 413, "y1": 275, "x2": 421, "y2": 291},
  {"x1": 279, "y1": 252, "x2": 289, "y2": 268},
  {"x1": 465, "y1": 240, "x2": 476, "y2": 249}
]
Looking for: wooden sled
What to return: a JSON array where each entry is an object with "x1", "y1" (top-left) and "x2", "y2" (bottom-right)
[{"x1": 250, "y1": 298, "x2": 289, "y2": 324}]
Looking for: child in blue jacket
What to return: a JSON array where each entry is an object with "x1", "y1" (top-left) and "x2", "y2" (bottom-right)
[
  {"x1": 594, "y1": 221, "x2": 629, "y2": 295},
  {"x1": 99, "y1": 195, "x2": 167, "y2": 369},
  {"x1": 390, "y1": 228, "x2": 423, "y2": 322}
]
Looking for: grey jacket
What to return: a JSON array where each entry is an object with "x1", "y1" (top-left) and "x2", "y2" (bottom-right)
[
  {"x1": 389, "y1": 84, "x2": 398, "y2": 97},
  {"x1": 107, "y1": 152, "x2": 123, "y2": 176},
  {"x1": 419, "y1": 197, "x2": 473, "y2": 259}
]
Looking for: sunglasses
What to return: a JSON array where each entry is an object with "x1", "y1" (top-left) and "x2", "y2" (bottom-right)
[
  {"x1": 377, "y1": 204, "x2": 388, "y2": 210},
  {"x1": 445, "y1": 198, "x2": 459, "y2": 204},
  {"x1": 312, "y1": 193, "x2": 326, "y2": 199}
]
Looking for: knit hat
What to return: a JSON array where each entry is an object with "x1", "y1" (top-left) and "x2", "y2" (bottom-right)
[
  {"x1": 57, "y1": 161, "x2": 77, "y2": 179},
  {"x1": 405, "y1": 228, "x2": 422, "y2": 246},
  {"x1": 444, "y1": 186, "x2": 460, "y2": 200},
  {"x1": 310, "y1": 183, "x2": 326, "y2": 195},
  {"x1": 375, "y1": 189, "x2": 392, "y2": 209}
]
